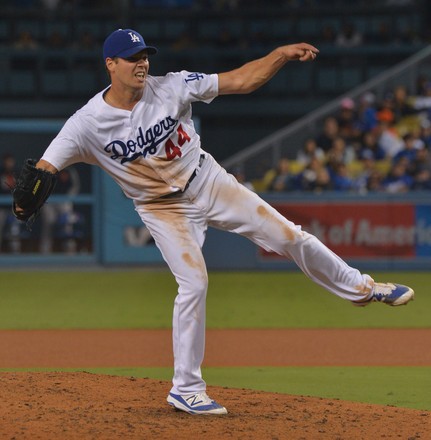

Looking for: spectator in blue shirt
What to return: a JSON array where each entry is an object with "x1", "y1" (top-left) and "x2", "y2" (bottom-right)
[
  {"x1": 358, "y1": 131, "x2": 386, "y2": 161},
  {"x1": 331, "y1": 162, "x2": 354, "y2": 191},
  {"x1": 393, "y1": 132, "x2": 423, "y2": 165},
  {"x1": 410, "y1": 147, "x2": 431, "y2": 190},
  {"x1": 382, "y1": 158, "x2": 414, "y2": 193}
]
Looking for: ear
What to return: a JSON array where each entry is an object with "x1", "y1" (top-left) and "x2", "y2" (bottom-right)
[{"x1": 105, "y1": 57, "x2": 117, "y2": 73}]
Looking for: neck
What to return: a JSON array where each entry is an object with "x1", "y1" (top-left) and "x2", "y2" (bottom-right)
[{"x1": 104, "y1": 86, "x2": 143, "y2": 111}]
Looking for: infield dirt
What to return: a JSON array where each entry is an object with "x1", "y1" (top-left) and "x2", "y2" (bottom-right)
[{"x1": 0, "y1": 328, "x2": 430, "y2": 439}]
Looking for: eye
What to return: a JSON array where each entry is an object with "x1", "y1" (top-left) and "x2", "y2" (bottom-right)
[{"x1": 124, "y1": 53, "x2": 148, "y2": 63}]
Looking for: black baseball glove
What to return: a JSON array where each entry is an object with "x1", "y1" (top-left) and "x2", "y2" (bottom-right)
[{"x1": 12, "y1": 159, "x2": 58, "y2": 229}]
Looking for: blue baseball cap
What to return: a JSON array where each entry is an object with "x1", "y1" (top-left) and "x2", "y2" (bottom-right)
[{"x1": 103, "y1": 29, "x2": 158, "y2": 60}]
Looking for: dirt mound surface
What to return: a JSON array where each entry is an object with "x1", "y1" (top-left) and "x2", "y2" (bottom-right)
[
  {"x1": 1, "y1": 372, "x2": 429, "y2": 440},
  {"x1": 2, "y1": 328, "x2": 430, "y2": 368}
]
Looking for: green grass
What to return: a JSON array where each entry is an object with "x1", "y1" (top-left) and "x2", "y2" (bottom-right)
[
  {"x1": 1, "y1": 270, "x2": 429, "y2": 411},
  {"x1": 0, "y1": 271, "x2": 177, "y2": 329},
  {"x1": 3, "y1": 366, "x2": 430, "y2": 411},
  {"x1": 0, "y1": 270, "x2": 429, "y2": 329}
]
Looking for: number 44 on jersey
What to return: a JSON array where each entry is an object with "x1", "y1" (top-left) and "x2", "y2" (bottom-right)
[{"x1": 165, "y1": 124, "x2": 191, "y2": 160}]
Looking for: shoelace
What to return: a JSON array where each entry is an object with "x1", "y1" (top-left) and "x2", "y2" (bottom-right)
[{"x1": 372, "y1": 283, "x2": 395, "y2": 300}]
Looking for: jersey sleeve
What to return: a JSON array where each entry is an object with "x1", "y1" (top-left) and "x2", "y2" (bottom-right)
[
  {"x1": 175, "y1": 71, "x2": 218, "y2": 104},
  {"x1": 41, "y1": 113, "x2": 93, "y2": 171}
]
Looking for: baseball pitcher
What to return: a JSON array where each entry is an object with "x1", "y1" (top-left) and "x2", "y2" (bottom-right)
[{"x1": 12, "y1": 29, "x2": 414, "y2": 415}]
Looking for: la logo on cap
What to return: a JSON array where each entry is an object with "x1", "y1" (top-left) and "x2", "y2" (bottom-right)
[
  {"x1": 102, "y1": 28, "x2": 158, "y2": 60},
  {"x1": 129, "y1": 32, "x2": 140, "y2": 43}
]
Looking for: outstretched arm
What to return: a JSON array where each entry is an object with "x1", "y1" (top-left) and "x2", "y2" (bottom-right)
[{"x1": 218, "y1": 42, "x2": 318, "y2": 95}]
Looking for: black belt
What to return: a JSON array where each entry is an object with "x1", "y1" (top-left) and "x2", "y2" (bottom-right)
[
  {"x1": 183, "y1": 154, "x2": 205, "y2": 191},
  {"x1": 161, "y1": 154, "x2": 205, "y2": 198}
]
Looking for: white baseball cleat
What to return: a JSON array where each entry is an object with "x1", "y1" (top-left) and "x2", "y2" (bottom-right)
[
  {"x1": 352, "y1": 282, "x2": 414, "y2": 307},
  {"x1": 167, "y1": 392, "x2": 228, "y2": 415}
]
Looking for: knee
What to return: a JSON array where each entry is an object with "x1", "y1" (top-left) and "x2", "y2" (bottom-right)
[
  {"x1": 270, "y1": 228, "x2": 316, "y2": 256},
  {"x1": 177, "y1": 271, "x2": 209, "y2": 299}
]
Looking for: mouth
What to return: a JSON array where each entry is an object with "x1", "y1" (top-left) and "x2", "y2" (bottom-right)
[{"x1": 135, "y1": 72, "x2": 146, "y2": 80}]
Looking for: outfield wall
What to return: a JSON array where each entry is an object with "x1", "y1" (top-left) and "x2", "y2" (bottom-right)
[
  {"x1": 99, "y1": 177, "x2": 430, "y2": 271},
  {"x1": 0, "y1": 165, "x2": 430, "y2": 270}
]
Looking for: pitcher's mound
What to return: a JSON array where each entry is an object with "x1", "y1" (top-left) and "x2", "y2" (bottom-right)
[{"x1": 0, "y1": 372, "x2": 429, "y2": 439}]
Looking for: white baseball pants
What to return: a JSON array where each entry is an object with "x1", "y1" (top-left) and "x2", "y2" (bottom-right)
[{"x1": 134, "y1": 151, "x2": 374, "y2": 395}]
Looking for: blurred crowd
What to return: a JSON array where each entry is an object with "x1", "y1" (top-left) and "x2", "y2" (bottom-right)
[
  {"x1": 252, "y1": 80, "x2": 431, "y2": 194},
  {"x1": 9, "y1": 19, "x2": 429, "y2": 55},
  {"x1": 6, "y1": 0, "x2": 429, "y2": 54},
  {"x1": 6, "y1": 0, "x2": 431, "y2": 200},
  {"x1": 10, "y1": 0, "x2": 419, "y2": 10}
]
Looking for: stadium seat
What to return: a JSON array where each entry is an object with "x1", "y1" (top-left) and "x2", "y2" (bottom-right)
[
  {"x1": 340, "y1": 67, "x2": 363, "y2": 90},
  {"x1": 316, "y1": 67, "x2": 338, "y2": 94},
  {"x1": 0, "y1": 71, "x2": 8, "y2": 95},
  {"x1": 366, "y1": 65, "x2": 387, "y2": 80},
  {"x1": 289, "y1": 160, "x2": 305, "y2": 174},
  {"x1": 296, "y1": 17, "x2": 320, "y2": 38},
  {"x1": 375, "y1": 160, "x2": 391, "y2": 175},
  {"x1": 0, "y1": 18, "x2": 9, "y2": 44},
  {"x1": 15, "y1": 19, "x2": 43, "y2": 40},
  {"x1": 75, "y1": 21, "x2": 105, "y2": 41},
  {"x1": 133, "y1": 20, "x2": 161, "y2": 40},
  {"x1": 163, "y1": 19, "x2": 189, "y2": 40},
  {"x1": 44, "y1": 21, "x2": 70, "y2": 40},
  {"x1": 41, "y1": 71, "x2": 69, "y2": 96},
  {"x1": 346, "y1": 160, "x2": 364, "y2": 178},
  {"x1": 285, "y1": 65, "x2": 313, "y2": 94},
  {"x1": 265, "y1": 71, "x2": 287, "y2": 94},
  {"x1": 9, "y1": 71, "x2": 36, "y2": 96},
  {"x1": 71, "y1": 70, "x2": 98, "y2": 96}
]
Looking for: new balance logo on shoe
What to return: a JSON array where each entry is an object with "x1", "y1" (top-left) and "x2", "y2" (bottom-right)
[
  {"x1": 185, "y1": 395, "x2": 204, "y2": 406},
  {"x1": 167, "y1": 392, "x2": 228, "y2": 415}
]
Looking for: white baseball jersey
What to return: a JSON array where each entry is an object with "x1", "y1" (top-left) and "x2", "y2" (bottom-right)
[{"x1": 42, "y1": 71, "x2": 218, "y2": 201}]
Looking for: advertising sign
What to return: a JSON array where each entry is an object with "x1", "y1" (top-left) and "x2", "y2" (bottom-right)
[{"x1": 260, "y1": 201, "x2": 431, "y2": 260}]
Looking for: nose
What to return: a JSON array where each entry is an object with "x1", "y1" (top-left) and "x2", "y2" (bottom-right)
[{"x1": 136, "y1": 57, "x2": 148, "y2": 67}]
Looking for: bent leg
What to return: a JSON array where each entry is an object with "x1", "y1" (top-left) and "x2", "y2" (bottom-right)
[{"x1": 201, "y1": 166, "x2": 373, "y2": 302}]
